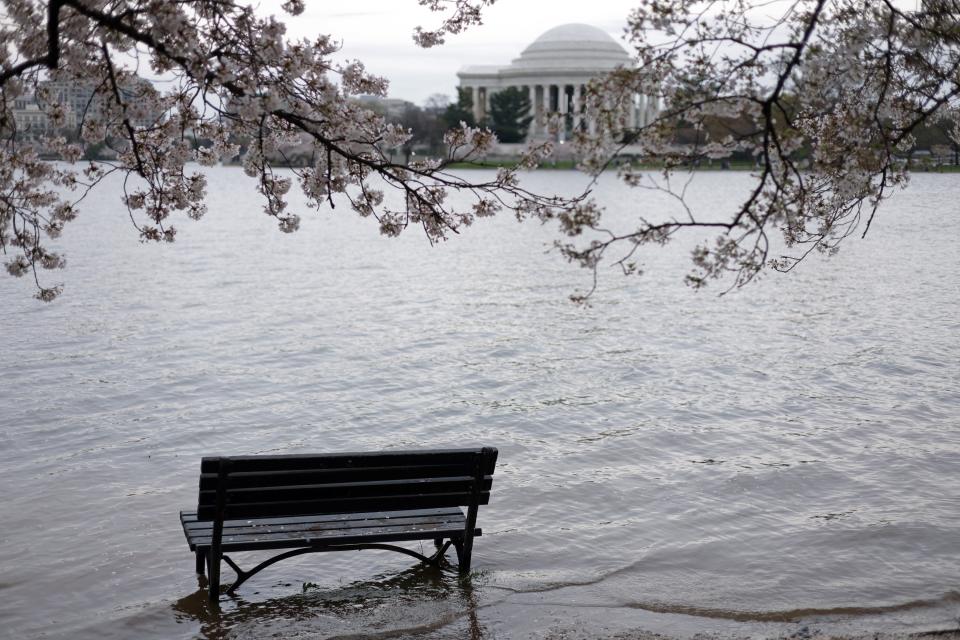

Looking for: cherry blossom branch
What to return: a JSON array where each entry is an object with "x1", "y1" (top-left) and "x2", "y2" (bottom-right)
[
  {"x1": 1, "y1": 0, "x2": 583, "y2": 299},
  {"x1": 556, "y1": 0, "x2": 960, "y2": 299}
]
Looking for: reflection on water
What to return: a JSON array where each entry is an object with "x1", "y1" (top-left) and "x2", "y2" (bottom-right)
[
  {"x1": 1, "y1": 169, "x2": 959, "y2": 638},
  {"x1": 172, "y1": 564, "x2": 485, "y2": 640}
]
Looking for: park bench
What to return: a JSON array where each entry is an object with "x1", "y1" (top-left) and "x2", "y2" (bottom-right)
[{"x1": 179, "y1": 447, "x2": 498, "y2": 601}]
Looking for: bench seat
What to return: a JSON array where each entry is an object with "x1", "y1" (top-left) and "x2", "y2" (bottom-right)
[{"x1": 180, "y1": 507, "x2": 481, "y2": 552}]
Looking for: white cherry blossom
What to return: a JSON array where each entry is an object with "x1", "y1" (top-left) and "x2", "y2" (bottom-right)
[{"x1": 0, "y1": 0, "x2": 568, "y2": 300}]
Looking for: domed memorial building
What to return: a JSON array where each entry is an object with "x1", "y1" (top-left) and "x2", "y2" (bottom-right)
[{"x1": 457, "y1": 23, "x2": 658, "y2": 143}]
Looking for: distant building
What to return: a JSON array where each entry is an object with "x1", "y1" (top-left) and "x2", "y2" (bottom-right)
[
  {"x1": 11, "y1": 101, "x2": 77, "y2": 139},
  {"x1": 12, "y1": 76, "x2": 159, "y2": 140},
  {"x1": 39, "y1": 77, "x2": 158, "y2": 125},
  {"x1": 355, "y1": 96, "x2": 415, "y2": 120},
  {"x1": 457, "y1": 23, "x2": 659, "y2": 143}
]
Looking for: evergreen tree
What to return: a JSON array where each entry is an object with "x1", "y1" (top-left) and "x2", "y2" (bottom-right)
[
  {"x1": 487, "y1": 87, "x2": 532, "y2": 143},
  {"x1": 442, "y1": 87, "x2": 476, "y2": 130}
]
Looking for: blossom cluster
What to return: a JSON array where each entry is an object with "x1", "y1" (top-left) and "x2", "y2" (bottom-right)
[
  {"x1": 0, "y1": 0, "x2": 567, "y2": 300},
  {"x1": 559, "y1": 0, "x2": 957, "y2": 292}
]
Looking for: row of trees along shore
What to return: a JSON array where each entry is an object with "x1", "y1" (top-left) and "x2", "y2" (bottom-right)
[
  {"x1": 3, "y1": 0, "x2": 960, "y2": 301},
  {"x1": 14, "y1": 86, "x2": 960, "y2": 169},
  {"x1": 385, "y1": 89, "x2": 960, "y2": 168},
  {"x1": 373, "y1": 86, "x2": 532, "y2": 164}
]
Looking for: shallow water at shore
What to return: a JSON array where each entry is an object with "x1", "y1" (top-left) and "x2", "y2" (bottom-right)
[{"x1": 1, "y1": 168, "x2": 958, "y2": 639}]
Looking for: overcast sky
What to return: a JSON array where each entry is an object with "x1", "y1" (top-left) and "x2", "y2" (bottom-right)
[
  {"x1": 271, "y1": 0, "x2": 642, "y2": 105},
  {"x1": 262, "y1": 0, "x2": 923, "y2": 105}
]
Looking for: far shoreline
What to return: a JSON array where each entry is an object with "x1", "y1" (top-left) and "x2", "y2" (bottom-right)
[{"x1": 444, "y1": 160, "x2": 960, "y2": 172}]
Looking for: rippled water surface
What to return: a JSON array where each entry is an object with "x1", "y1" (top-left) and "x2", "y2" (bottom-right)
[{"x1": 1, "y1": 168, "x2": 958, "y2": 639}]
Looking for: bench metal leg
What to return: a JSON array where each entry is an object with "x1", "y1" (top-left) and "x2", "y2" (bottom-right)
[
  {"x1": 207, "y1": 553, "x2": 220, "y2": 602},
  {"x1": 460, "y1": 538, "x2": 474, "y2": 573},
  {"x1": 459, "y1": 548, "x2": 473, "y2": 573},
  {"x1": 195, "y1": 551, "x2": 206, "y2": 576},
  {"x1": 450, "y1": 537, "x2": 474, "y2": 573},
  {"x1": 431, "y1": 540, "x2": 453, "y2": 563}
]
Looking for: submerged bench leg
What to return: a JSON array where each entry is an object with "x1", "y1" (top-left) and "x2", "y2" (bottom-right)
[
  {"x1": 452, "y1": 540, "x2": 469, "y2": 572},
  {"x1": 458, "y1": 448, "x2": 487, "y2": 574},
  {"x1": 195, "y1": 551, "x2": 206, "y2": 576},
  {"x1": 459, "y1": 540, "x2": 473, "y2": 573},
  {"x1": 207, "y1": 553, "x2": 220, "y2": 601}
]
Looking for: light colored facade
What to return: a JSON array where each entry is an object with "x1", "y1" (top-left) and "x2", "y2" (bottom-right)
[
  {"x1": 38, "y1": 77, "x2": 158, "y2": 126},
  {"x1": 11, "y1": 101, "x2": 78, "y2": 140},
  {"x1": 457, "y1": 23, "x2": 658, "y2": 142},
  {"x1": 12, "y1": 77, "x2": 159, "y2": 139}
]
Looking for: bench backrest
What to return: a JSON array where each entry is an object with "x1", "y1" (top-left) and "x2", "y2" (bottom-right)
[{"x1": 195, "y1": 447, "x2": 498, "y2": 521}]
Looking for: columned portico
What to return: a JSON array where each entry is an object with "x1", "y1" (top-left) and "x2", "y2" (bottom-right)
[{"x1": 457, "y1": 24, "x2": 660, "y2": 145}]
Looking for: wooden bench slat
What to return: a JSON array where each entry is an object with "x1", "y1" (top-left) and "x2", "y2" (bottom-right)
[
  {"x1": 189, "y1": 519, "x2": 473, "y2": 546},
  {"x1": 197, "y1": 476, "x2": 493, "y2": 506},
  {"x1": 201, "y1": 449, "x2": 496, "y2": 475},
  {"x1": 197, "y1": 490, "x2": 491, "y2": 520},
  {"x1": 183, "y1": 506, "x2": 474, "y2": 551},
  {"x1": 182, "y1": 513, "x2": 467, "y2": 540},
  {"x1": 199, "y1": 464, "x2": 478, "y2": 490},
  {"x1": 180, "y1": 506, "x2": 464, "y2": 528}
]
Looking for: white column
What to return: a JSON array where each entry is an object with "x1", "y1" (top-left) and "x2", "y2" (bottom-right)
[
  {"x1": 527, "y1": 85, "x2": 536, "y2": 138},
  {"x1": 544, "y1": 84, "x2": 552, "y2": 134},
  {"x1": 645, "y1": 94, "x2": 659, "y2": 124},
  {"x1": 588, "y1": 91, "x2": 597, "y2": 137},
  {"x1": 637, "y1": 94, "x2": 646, "y2": 127},
  {"x1": 484, "y1": 87, "x2": 492, "y2": 119},
  {"x1": 542, "y1": 84, "x2": 550, "y2": 139},
  {"x1": 629, "y1": 93, "x2": 637, "y2": 130},
  {"x1": 573, "y1": 84, "x2": 582, "y2": 133},
  {"x1": 538, "y1": 84, "x2": 548, "y2": 133},
  {"x1": 559, "y1": 85, "x2": 569, "y2": 142},
  {"x1": 471, "y1": 86, "x2": 481, "y2": 123}
]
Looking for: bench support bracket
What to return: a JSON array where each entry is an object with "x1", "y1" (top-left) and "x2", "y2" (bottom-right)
[{"x1": 221, "y1": 540, "x2": 456, "y2": 594}]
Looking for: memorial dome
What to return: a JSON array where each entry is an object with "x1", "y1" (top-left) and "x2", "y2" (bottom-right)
[
  {"x1": 456, "y1": 23, "x2": 657, "y2": 143},
  {"x1": 509, "y1": 23, "x2": 632, "y2": 72}
]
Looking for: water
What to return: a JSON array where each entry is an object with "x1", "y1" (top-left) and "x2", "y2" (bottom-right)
[{"x1": 1, "y1": 168, "x2": 958, "y2": 639}]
